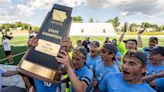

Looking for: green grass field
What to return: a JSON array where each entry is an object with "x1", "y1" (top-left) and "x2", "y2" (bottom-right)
[
  {"x1": 0, "y1": 36, "x2": 28, "y2": 65},
  {"x1": 0, "y1": 35, "x2": 164, "y2": 65}
]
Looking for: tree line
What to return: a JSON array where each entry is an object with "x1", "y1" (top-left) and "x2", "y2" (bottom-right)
[
  {"x1": 73, "y1": 16, "x2": 164, "y2": 32},
  {"x1": 0, "y1": 22, "x2": 40, "y2": 32},
  {"x1": 1, "y1": 17, "x2": 164, "y2": 32}
]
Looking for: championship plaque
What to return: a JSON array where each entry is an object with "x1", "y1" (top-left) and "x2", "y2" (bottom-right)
[{"x1": 18, "y1": 4, "x2": 72, "y2": 83}]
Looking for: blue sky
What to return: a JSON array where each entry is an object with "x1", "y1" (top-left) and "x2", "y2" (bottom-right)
[{"x1": 0, "y1": 0, "x2": 164, "y2": 26}]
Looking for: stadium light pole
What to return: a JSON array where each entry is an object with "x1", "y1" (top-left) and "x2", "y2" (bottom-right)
[
  {"x1": 120, "y1": 0, "x2": 128, "y2": 31},
  {"x1": 121, "y1": 0, "x2": 128, "y2": 20}
]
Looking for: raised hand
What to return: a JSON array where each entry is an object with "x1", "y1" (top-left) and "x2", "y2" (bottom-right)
[
  {"x1": 138, "y1": 28, "x2": 145, "y2": 35},
  {"x1": 60, "y1": 37, "x2": 73, "y2": 52},
  {"x1": 60, "y1": 37, "x2": 72, "y2": 47},
  {"x1": 123, "y1": 22, "x2": 128, "y2": 32}
]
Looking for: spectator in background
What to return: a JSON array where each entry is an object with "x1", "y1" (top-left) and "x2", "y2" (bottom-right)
[
  {"x1": 82, "y1": 36, "x2": 91, "y2": 52},
  {"x1": 76, "y1": 40, "x2": 83, "y2": 49},
  {"x1": 112, "y1": 38, "x2": 117, "y2": 46},
  {"x1": 2, "y1": 35, "x2": 14, "y2": 64},
  {"x1": 104, "y1": 37, "x2": 111, "y2": 44}
]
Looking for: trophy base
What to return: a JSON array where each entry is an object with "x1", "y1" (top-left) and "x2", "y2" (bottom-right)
[{"x1": 18, "y1": 60, "x2": 62, "y2": 83}]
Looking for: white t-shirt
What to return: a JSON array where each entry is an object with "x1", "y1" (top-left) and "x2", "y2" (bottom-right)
[
  {"x1": 0, "y1": 68, "x2": 7, "y2": 91},
  {"x1": 2, "y1": 38, "x2": 11, "y2": 51}
]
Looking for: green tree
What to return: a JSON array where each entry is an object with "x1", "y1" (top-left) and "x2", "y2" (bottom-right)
[
  {"x1": 129, "y1": 23, "x2": 137, "y2": 32},
  {"x1": 106, "y1": 17, "x2": 120, "y2": 28},
  {"x1": 0, "y1": 25, "x2": 2, "y2": 32},
  {"x1": 1, "y1": 23, "x2": 12, "y2": 32},
  {"x1": 32, "y1": 26, "x2": 40, "y2": 31},
  {"x1": 160, "y1": 25, "x2": 164, "y2": 31},
  {"x1": 15, "y1": 22, "x2": 23, "y2": 27},
  {"x1": 22, "y1": 23, "x2": 32, "y2": 30},
  {"x1": 73, "y1": 16, "x2": 83, "y2": 22},
  {"x1": 141, "y1": 22, "x2": 154, "y2": 28}
]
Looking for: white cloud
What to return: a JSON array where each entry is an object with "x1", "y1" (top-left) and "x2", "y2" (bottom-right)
[
  {"x1": 61, "y1": 0, "x2": 85, "y2": 7},
  {"x1": 0, "y1": 0, "x2": 164, "y2": 25},
  {"x1": 70, "y1": 0, "x2": 164, "y2": 17},
  {"x1": 86, "y1": 0, "x2": 164, "y2": 17},
  {"x1": 122, "y1": 0, "x2": 164, "y2": 16},
  {"x1": 0, "y1": 0, "x2": 59, "y2": 24},
  {"x1": 0, "y1": 0, "x2": 11, "y2": 4},
  {"x1": 31, "y1": 0, "x2": 57, "y2": 9}
]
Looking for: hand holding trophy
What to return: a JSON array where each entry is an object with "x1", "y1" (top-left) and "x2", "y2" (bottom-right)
[{"x1": 18, "y1": 4, "x2": 73, "y2": 83}]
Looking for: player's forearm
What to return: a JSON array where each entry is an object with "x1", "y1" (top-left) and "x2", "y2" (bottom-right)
[
  {"x1": 22, "y1": 76, "x2": 33, "y2": 89},
  {"x1": 67, "y1": 66, "x2": 84, "y2": 92},
  {"x1": 137, "y1": 34, "x2": 143, "y2": 48},
  {"x1": 118, "y1": 32, "x2": 125, "y2": 42},
  {"x1": 2, "y1": 70, "x2": 18, "y2": 77},
  {"x1": 142, "y1": 73, "x2": 163, "y2": 83}
]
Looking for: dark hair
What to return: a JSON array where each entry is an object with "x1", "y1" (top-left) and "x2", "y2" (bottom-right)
[
  {"x1": 149, "y1": 37, "x2": 158, "y2": 44},
  {"x1": 77, "y1": 40, "x2": 82, "y2": 43},
  {"x1": 90, "y1": 40, "x2": 100, "y2": 47},
  {"x1": 124, "y1": 50, "x2": 147, "y2": 65},
  {"x1": 123, "y1": 39, "x2": 138, "y2": 45}
]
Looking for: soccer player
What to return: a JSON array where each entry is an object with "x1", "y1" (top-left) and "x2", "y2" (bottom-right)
[
  {"x1": 86, "y1": 40, "x2": 101, "y2": 70},
  {"x1": 82, "y1": 36, "x2": 91, "y2": 52},
  {"x1": 143, "y1": 37, "x2": 158, "y2": 56},
  {"x1": 57, "y1": 47, "x2": 93, "y2": 92},
  {"x1": 91, "y1": 44, "x2": 120, "y2": 91},
  {"x1": 146, "y1": 46, "x2": 164, "y2": 92},
  {"x1": 98, "y1": 50, "x2": 156, "y2": 92}
]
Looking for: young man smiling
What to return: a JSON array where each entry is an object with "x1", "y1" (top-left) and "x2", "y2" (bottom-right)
[
  {"x1": 91, "y1": 44, "x2": 120, "y2": 91},
  {"x1": 57, "y1": 47, "x2": 93, "y2": 92},
  {"x1": 98, "y1": 50, "x2": 155, "y2": 92}
]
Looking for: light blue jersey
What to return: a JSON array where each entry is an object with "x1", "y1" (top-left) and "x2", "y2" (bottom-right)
[
  {"x1": 143, "y1": 47, "x2": 150, "y2": 56},
  {"x1": 155, "y1": 78, "x2": 164, "y2": 92},
  {"x1": 86, "y1": 53, "x2": 101, "y2": 70},
  {"x1": 72, "y1": 66, "x2": 93, "y2": 92},
  {"x1": 143, "y1": 47, "x2": 151, "y2": 64},
  {"x1": 99, "y1": 73, "x2": 156, "y2": 92},
  {"x1": 34, "y1": 79, "x2": 58, "y2": 92},
  {"x1": 146, "y1": 64, "x2": 164, "y2": 75},
  {"x1": 95, "y1": 61, "x2": 120, "y2": 81},
  {"x1": 116, "y1": 51, "x2": 122, "y2": 58},
  {"x1": 115, "y1": 51, "x2": 122, "y2": 66},
  {"x1": 146, "y1": 64, "x2": 164, "y2": 92}
]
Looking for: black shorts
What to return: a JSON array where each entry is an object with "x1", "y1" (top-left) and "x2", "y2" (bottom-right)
[{"x1": 5, "y1": 51, "x2": 11, "y2": 56}]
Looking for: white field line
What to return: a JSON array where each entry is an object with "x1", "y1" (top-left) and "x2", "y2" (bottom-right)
[{"x1": 0, "y1": 51, "x2": 26, "y2": 62}]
